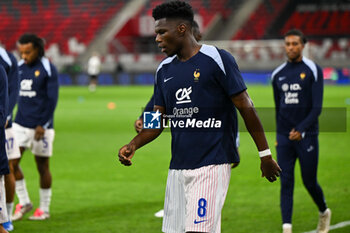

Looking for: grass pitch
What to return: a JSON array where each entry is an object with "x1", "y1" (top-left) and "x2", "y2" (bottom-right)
[{"x1": 12, "y1": 85, "x2": 350, "y2": 233}]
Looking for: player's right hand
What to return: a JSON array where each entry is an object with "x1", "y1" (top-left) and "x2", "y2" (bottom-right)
[
  {"x1": 289, "y1": 128, "x2": 302, "y2": 141},
  {"x1": 260, "y1": 155, "x2": 281, "y2": 182},
  {"x1": 118, "y1": 143, "x2": 136, "y2": 166},
  {"x1": 134, "y1": 119, "x2": 143, "y2": 133},
  {"x1": 34, "y1": 125, "x2": 45, "y2": 141}
]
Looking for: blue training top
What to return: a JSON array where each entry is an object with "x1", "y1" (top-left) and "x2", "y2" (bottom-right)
[
  {"x1": 154, "y1": 44, "x2": 246, "y2": 169},
  {"x1": 271, "y1": 56, "x2": 323, "y2": 137},
  {"x1": 139, "y1": 95, "x2": 155, "y2": 119},
  {"x1": 15, "y1": 57, "x2": 59, "y2": 129},
  {"x1": 141, "y1": 93, "x2": 240, "y2": 162},
  {"x1": 0, "y1": 47, "x2": 19, "y2": 129},
  {"x1": 0, "y1": 65, "x2": 9, "y2": 175}
]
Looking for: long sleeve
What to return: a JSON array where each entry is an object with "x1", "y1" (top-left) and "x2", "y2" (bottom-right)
[
  {"x1": 139, "y1": 94, "x2": 155, "y2": 119},
  {"x1": 0, "y1": 66, "x2": 8, "y2": 127},
  {"x1": 40, "y1": 64, "x2": 59, "y2": 128},
  {"x1": 7, "y1": 53, "x2": 19, "y2": 121},
  {"x1": 272, "y1": 78, "x2": 280, "y2": 121},
  {"x1": 295, "y1": 66, "x2": 323, "y2": 133}
]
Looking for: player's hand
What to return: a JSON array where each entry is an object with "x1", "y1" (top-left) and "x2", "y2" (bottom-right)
[
  {"x1": 34, "y1": 125, "x2": 45, "y2": 141},
  {"x1": 134, "y1": 119, "x2": 143, "y2": 133},
  {"x1": 4, "y1": 120, "x2": 8, "y2": 128},
  {"x1": 260, "y1": 155, "x2": 282, "y2": 182},
  {"x1": 289, "y1": 128, "x2": 302, "y2": 141},
  {"x1": 118, "y1": 143, "x2": 136, "y2": 166}
]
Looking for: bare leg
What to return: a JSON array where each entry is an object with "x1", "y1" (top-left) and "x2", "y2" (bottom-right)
[
  {"x1": 0, "y1": 225, "x2": 9, "y2": 233},
  {"x1": 33, "y1": 156, "x2": 52, "y2": 215},
  {"x1": 34, "y1": 156, "x2": 51, "y2": 189},
  {"x1": 5, "y1": 161, "x2": 16, "y2": 203},
  {"x1": 12, "y1": 147, "x2": 25, "y2": 182}
]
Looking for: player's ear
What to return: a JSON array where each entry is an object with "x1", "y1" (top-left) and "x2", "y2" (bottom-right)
[{"x1": 177, "y1": 23, "x2": 187, "y2": 37}]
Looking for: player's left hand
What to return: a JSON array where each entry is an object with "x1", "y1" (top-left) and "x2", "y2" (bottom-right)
[
  {"x1": 118, "y1": 143, "x2": 136, "y2": 166},
  {"x1": 34, "y1": 125, "x2": 45, "y2": 141},
  {"x1": 289, "y1": 128, "x2": 302, "y2": 141},
  {"x1": 260, "y1": 155, "x2": 282, "y2": 182}
]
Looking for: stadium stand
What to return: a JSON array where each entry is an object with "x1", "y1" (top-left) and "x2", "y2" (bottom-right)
[
  {"x1": 0, "y1": 0, "x2": 125, "y2": 55},
  {"x1": 280, "y1": 7, "x2": 350, "y2": 37},
  {"x1": 112, "y1": 0, "x2": 237, "y2": 53},
  {"x1": 0, "y1": 0, "x2": 348, "y2": 84},
  {"x1": 233, "y1": 0, "x2": 290, "y2": 40},
  {"x1": 233, "y1": 0, "x2": 350, "y2": 39}
]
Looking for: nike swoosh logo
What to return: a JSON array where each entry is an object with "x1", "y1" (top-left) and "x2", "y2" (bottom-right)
[
  {"x1": 164, "y1": 77, "x2": 174, "y2": 83},
  {"x1": 194, "y1": 219, "x2": 207, "y2": 224},
  {"x1": 278, "y1": 76, "x2": 286, "y2": 81}
]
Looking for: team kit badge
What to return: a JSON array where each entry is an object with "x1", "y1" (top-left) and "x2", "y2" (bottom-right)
[
  {"x1": 193, "y1": 69, "x2": 200, "y2": 82},
  {"x1": 35, "y1": 70, "x2": 40, "y2": 77}
]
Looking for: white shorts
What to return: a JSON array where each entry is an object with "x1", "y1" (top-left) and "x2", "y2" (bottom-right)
[
  {"x1": 0, "y1": 176, "x2": 8, "y2": 224},
  {"x1": 162, "y1": 164, "x2": 231, "y2": 233},
  {"x1": 5, "y1": 128, "x2": 21, "y2": 160},
  {"x1": 13, "y1": 123, "x2": 55, "y2": 157}
]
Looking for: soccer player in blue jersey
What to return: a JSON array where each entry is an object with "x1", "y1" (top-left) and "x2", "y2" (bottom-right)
[
  {"x1": 11, "y1": 34, "x2": 59, "y2": 221},
  {"x1": 134, "y1": 21, "x2": 239, "y2": 219},
  {"x1": 0, "y1": 46, "x2": 20, "y2": 231},
  {"x1": 271, "y1": 29, "x2": 331, "y2": 233},
  {"x1": 0, "y1": 65, "x2": 10, "y2": 233},
  {"x1": 119, "y1": 1, "x2": 281, "y2": 232}
]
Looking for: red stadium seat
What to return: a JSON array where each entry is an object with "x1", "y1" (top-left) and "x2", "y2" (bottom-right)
[{"x1": 0, "y1": 0, "x2": 125, "y2": 55}]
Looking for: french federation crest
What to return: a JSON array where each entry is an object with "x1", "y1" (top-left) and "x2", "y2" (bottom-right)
[
  {"x1": 193, "y1": 69, "x2": 200, "y2": 82},
  {"x1": 35, "y1": 70, "x2": 40, "y2": 77}
]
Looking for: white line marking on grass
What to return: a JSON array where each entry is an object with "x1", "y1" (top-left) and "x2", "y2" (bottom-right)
[{"x1": 303, "y1": 220, "x2": 350, "y2": 233}]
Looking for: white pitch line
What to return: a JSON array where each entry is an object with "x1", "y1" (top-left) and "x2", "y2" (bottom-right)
[{"x1": 303, "y1": 220, "x2": 350, "y2": 233}]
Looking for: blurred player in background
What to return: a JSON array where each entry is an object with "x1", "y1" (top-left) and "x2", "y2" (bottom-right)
[
  {"x1": 0, "y1": 46, "x2": 19, "y2": 231},
  {"x1": 119, "y1": 1, "x2": 281, "y2": 232},
  {"x1": 0, "y1": 65, "x2": 9, "y2": 233},
  {"x1": 11, "y1": 34, "x2": 59, "y2": 221},
  {"x1": 271, "y1": 29, "x2": 331, "y2": 233},
  {"x1": 87, "y1": 52, "x2": 101, "y2": 92}
]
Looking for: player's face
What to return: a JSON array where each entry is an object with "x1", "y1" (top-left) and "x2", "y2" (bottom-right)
[
  {"x1": 155, "y1": 18, "x2": 182, "y2": 56},
  {"x1": 284, "y1": 35, "x2": 304, "y2": 62},
  {"x1": 18, "y1": 42, "x2": 39, "y2": 65}
]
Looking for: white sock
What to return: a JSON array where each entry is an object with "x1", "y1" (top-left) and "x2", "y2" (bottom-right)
[
  {"x1": 320, "y1": 208, "x2": 329, "y2": 216},
  {"x1": 283, "y1": 223, "x2": 292, "y2": 229},
  {"x1": 15, "y1": 179, "x2": 31, "y2": 205},
  {"x1": 6, "y1": 203, "x2": 14, "y2": 221},
  {"x1": 39, "y1": 188, "x2": 52, "y2": 213}
]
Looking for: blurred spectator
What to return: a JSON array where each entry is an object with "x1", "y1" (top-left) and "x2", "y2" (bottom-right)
[{"x1": 87, "y1": 52, "x2": 101, "y2": 92}]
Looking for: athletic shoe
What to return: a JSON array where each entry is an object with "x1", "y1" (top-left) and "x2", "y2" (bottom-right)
[
  {"x1": 317, "y1": 208, "x2": 331, "y2": 233},
  {"x1": 154, "y1": 209, "x2": 164, "y2": 218},
  {"x1": 282, "y1": 223, "x2": 292, "y2": 233},
  {"x1": 12, "y1": 203, "x2": 33, "y2": 221},
  {"x1": 28, "y1": 208, "x2": 50, "y2": 220},
  {"x1": 2, "y1": 221, "x2": 14, "y2": 231}
]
